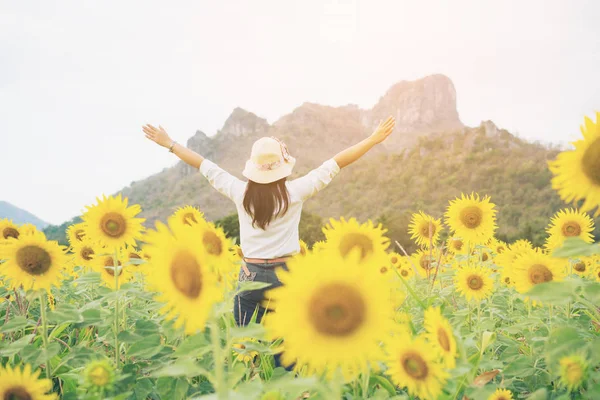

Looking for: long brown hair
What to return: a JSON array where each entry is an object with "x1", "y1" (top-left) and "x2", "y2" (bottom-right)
[{"x1": 243, "y1": 178, "x2": 290, "y2": 230}]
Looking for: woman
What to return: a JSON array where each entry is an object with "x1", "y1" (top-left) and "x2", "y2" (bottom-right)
[{"x1": 142, "y1": 116, "x2": 396, "y2": 327}]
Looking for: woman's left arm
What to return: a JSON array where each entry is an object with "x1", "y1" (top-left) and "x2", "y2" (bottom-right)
[{"x1": 143, "y1": 124, "x2": 205, "y2": 169}]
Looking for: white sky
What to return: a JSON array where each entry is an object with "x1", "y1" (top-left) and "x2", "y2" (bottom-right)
[{"x1": 1, "y1": 0, "x2": 599, "y2": 224}]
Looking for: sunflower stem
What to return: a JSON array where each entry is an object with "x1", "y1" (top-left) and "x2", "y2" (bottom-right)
[
  {"x1": 113, "y1": 249, "x2": 120, "y2": 370},
  {"x1": 39, "y1": 291, "x2": 52, "y2": 379},
  {"x1": 361, "y1": 366, "x2": 371, "y2": 397},
  {"x1": 210, "y1": 317, "x2": 227, "y2": 399}
]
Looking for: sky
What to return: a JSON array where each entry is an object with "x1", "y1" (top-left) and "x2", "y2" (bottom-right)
[{"x1": 1, "y1": 0, "x2": 599, "y2": 224}]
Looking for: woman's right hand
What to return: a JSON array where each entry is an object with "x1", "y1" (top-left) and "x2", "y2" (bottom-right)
[
  {"x1": 143, "y1": 124, "x2": 172, "y2": 148},
  {"x1": 369, "y1": 116, "x2": 396, "y2": 144}
]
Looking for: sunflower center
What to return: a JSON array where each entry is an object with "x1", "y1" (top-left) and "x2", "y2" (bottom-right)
[
  {"x1": 561, "y1": 221, "x2": 582, "y2": 237},
  {"x1": 3, "y1": 386, "x2": 32, "y2": 400},
  {"x1": 401, "y1": 269, "x2": 408, "y2": 277},
  {"x1": 170, "y1": 250, "x2": 203, "y2": 299},
  {"x1": 88, "y1": 365, "x2": 111, "y2": 386},
  {"x1": 203, "y1": 231, "x2": 223, "y2": 256},
  {"x1": 2, "y1": 227, "x2": 19, "y2": 240},
  {"x1": 308, "y1": 283, "x2": 365, "y2": 337},
  {"x1": 573, "y1": 262, "x2": 586, "y2": 272},
  {"x1": 497, "y1": 246, "x2": 505, "y2": 254},
  {"x1": 582, "y1": 138, "x2": 600, "y2": 185},
  {"x1": 183, "y1": 212, "x2": 198, "y2": 225},
  {"x1": 529, "y1": 264, "x2": 553, "y2": 284},
  {"x1": 437, "y1": 327, "x2": 451, "y2": 352},
  {"x1": 74, "y1": 229, "x2": 85, "y2": 241},
  {"x1": 401, "y1": 352, "x2": 429, "y2": 380},
  {"x1": 103, "y1": 258, "x2": 123, "y2": 276},
  {"x1": 15, "y1": 245, "x2": 51, "y2": 275},
  {"x1": 564, "y1": 361, "x2": 584, "y2": 384},
  {"x1": 338, "y1": 233, "x2": 374, "y2": 261},
  {"x1": 100, "y1": 212, "x2": 126, "y2": 238},
  {"x1": 419, "y1": 255, "x2": 432, "y2": 270},
  {"x1": 129, "y1": 253, "x2": 141, "y2": 260},
  {"x1": 380, "y1": 266, "x2": 388, "y2": 274},
  {"x1": 81, "y1": 247, "x2": 95, "y2": 261},
  {"x1": 459, "y1": 206, "x2": 483, "y2": 229},
  {"x1": 467, "y1": 275, "x2": 483, "y2": 290},
  {"x1": 482, "y1": 253, "x2": 489, "y2": 262},
  {"x1": 419, "y1": 222, "x2": 436, "y2": 237},
  {"x1": 453, "y1": 240, "x2": 463, "y2": 250}
]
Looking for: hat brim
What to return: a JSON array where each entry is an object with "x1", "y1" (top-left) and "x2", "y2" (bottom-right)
[{"x1": 242, "y1": 157, "x2": 296, "y2": 184}]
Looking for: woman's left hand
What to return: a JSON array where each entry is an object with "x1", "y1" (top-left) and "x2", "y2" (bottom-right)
[{"x1": 143, "y1": 124, "x2": 172, "y2": 148}]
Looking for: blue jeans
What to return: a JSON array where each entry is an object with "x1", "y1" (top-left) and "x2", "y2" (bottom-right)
[{"x1": 233, "y1": 261, "x2": 291, "y2": 370}]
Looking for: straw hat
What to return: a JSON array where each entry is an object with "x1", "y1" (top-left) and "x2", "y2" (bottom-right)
[{"x1": 242, "y1": 137, "x2": 296, "y2": 184}]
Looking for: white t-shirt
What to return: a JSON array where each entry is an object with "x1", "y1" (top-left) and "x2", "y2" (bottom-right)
[{"x1": 199, "y1": 158, "x2": 340, "y2": 259}]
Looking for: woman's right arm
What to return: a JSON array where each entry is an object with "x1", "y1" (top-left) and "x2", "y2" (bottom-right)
[
  {"x1": 333, "y1": 116, "x2": 395, "y2": 169},
  {"x1": 143, "y1": 124, "x2": 205, "y2": 169}
]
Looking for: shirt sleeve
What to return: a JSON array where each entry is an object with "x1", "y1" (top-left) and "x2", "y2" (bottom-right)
[
  {"x1": 199, "y1": 160, "x2": 245, "y2": 203},
  {"x1": 289, "y1": 158, "x2": 341, "y2": 201}
]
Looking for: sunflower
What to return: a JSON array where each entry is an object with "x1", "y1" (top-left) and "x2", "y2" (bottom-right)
[
  {"x1": 298, "y1": 239, "x2": 308, "y2": 256},
  {"x1": 423, "y1": 307, "x2": 457, "y2": 369},
  {"x1": 545, "y1": 208, "x2": 595, "y2": 252},
  {"x1": 0, "y1": 364, "x2": 57, "y2": 400},
  {"x1": 0, "y1": 219, "x2": 20, "y2": 243},
  {"x1": 571, "y1": 257, "x2": 593, "y2": 278},
  {"x1": 408, "y1": 211, "x2": 442, "y2": 249},
  {"x1": 232, "y1": 337, "x2": 259, "y2": 363},
  {"x1": 472, "y1": 248, "x2": 493, "y2": 263},
  {"x1": 384, "y1": 332, "x2": 449, "y2": 400},
  {"x1": 66, "y1": 222, "x2": 87, "y2": 247},
  {"x1": 488, "y1": 238, "x2": 508, "y2": 255},
  {"x1": 71, "y1": 238, "x2": 99, "y2": 270},
  {"x1": 488, "y1": 388, "x2": 513, "y2": 400},
  {"x1": 396, "y1": 261, "x2": 415, "y2": 280},
  {"x1": 264, "y1": 249, "x2": 394, "y2": 379},
  {"x1": 19, "y1": 223, "x2": 39, "y2": 237},
  {"x1": 311, "y1": 240, "x2": 327, "y2": 253},
  {"x1": 445, "y1": 193, "x2": 497, "y2": 245},
  {"x1": 322, "y1": 217, "x2": 390, "y2": 264},
  {"x1": 446, "y1": 236, "x2": 467, "y2": 255},
  {"x1": 410, "y1": 249, "x2": 439, "y2": 278},
  {"x1": 454, "y1": 265, "x2": 494, "y2": 302},
  {"x1": 82, "y1": 195, "x2": 145, "y2": 250},
  {"x1": 549, "y1": 112, "x2": 600, "y2": 216},
  {"x1": 144, "y1": 220, "x2": 222, "y2": 334},
  {"x1": 512, "y1": 249, "x2": 566, "y2": 294},
  {"x1": 83, "y1": 359, "x2": 115, "y2": 390},
  {"x1": 171, "y1": 205, "x2": 205, "y2": 226},
  {"x1": 1, "y1": 231, "x2": 68, "y2": 292},
  {"x1": 92, "y1": 253, "x2": 132, "y2": 289},
  {"x1": 495, "y1": 240, "x2": 535, "y2": 286},
  {"x1": 558, "y1": 354, "x2": 587, "y2": 392}
]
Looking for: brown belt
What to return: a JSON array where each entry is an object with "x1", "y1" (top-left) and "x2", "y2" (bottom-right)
[
  {"x1": 241, "y1": 256, "x2": 291, "y2": 277},
  {"x1": 243, "y1": 256, "x2": 291, "y2": 264}
]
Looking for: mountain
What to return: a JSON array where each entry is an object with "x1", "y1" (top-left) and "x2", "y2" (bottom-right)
[
  {"x1": 48, "y1": 74, "x2": 599, "y2": 249},
  {"x1": 0, "y1": 201, "x2": 49, "y2": 229}
]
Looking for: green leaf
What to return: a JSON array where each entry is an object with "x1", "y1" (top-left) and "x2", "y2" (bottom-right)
[
  {"x1": 552, "y1": 237, "x2": 600, "y2": 257},
  {"x1": 229, "y1": 323, "x2": 266, "y2": 340},
  {"x1": 127, "y1": 333, "x2": 163, "y2": 358},
  {"x1": 47, "y1": 304, "x2": 84, "y2": 324},
  {"x1": 526, "y1": 388, "x2": 548, "y2": 400},
  {"x1": 0, "y1": 334, "x2": 35, "y2": 356},
  {"x1": 117, "y1": 331, "x2": 143, "y2": 343},
  {"x1": 0, "y1": 316, "x2": 34, "y2": 333},
  {"x1": 174, "y1": 333, "x2": 210, "y2": 357},
  {"x1": 369, "y1": 374, "x2": 397, "y2": 396},
  {"x1": 524, "y1": 280, "x2": 578, "y2": 305},
  {"x1": 237, "y1": 281, "x2": 272, "y2": 293},
  {"x1": 135, "y1": 319, "x2": 161, "y2": 335},
  {"x1": 81, "y1": 309, "x2": 104, "y2": 325},
  {"x1": 156, "y1": 377, "x2": 189, "y2": 400},
  {"x1": 73, "y1": 271, "x2": 101, "y2": 285},
  {"x1": 151, "y1": 358, "x2": 211, "y2": 379}
]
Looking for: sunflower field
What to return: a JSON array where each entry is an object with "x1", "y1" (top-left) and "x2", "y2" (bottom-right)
[{"x1": 0, "y1": 114, "x2": 599, "y2": 400}]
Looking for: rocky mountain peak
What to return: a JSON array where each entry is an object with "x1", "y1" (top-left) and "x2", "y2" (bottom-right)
[
  {"x1": 218, "y1": 107, "x2": 270, "y2": 137},
  {"x1": 364, "y1": 74, "x2": 464, "y2": 150}
]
